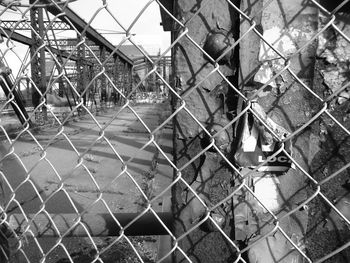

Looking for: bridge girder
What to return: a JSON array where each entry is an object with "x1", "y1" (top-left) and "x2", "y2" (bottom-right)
[{"x1": 0, "y1": 20, "x2": 71, "y2": 30}]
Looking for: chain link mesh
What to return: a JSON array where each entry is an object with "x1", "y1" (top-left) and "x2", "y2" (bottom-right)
[{"x1": 0, "y1": 0, "x2": 349, "y2": 262}]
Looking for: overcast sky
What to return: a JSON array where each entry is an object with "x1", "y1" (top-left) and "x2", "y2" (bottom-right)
[{"x1": 69, "y1": 0, "x2": 170, "y2": 54}]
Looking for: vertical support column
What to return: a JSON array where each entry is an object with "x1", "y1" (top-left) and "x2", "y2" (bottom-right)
[
  {"x1": 122, "y1": 62, "x2": 127, "y2": 98},
  {"x1": 111, "y1": 55, "x2": 118, "y2": 105},
  {"x1": 109, "y1": 61, "x2": 114, "y2": 106},
  {"x1": 128, "y1": 64, "x2": 133, "y2": 99},
  {"x1": 151, "y1": 62, "x2": 156, "y2": 93},
  {"x1": 118, "y1": 60, "x2": 123, "y2": 100},
  {"x1": 115, "y1": 56, "x2": 122, "y2": 105},
  {"x1": 162, "y1": 56, "x2": 167, "y2": 96},
  {"x1": 145, "y1": 62, "x2": 150, "y2": 92},
  {"x1": 30, "y1": 1, "x2": 47, "y2": 121},
  {"x1": 155, "y1": 55, "x2": 161, "y2": 96},
  {"x1": 171, "y1": 0, "x2": 239, "y2": 262},
  {"x1": 99, "y1": 45, "x2": 107, "y2": 109},
  {"x1": 26, "y1": 77, "x2": 30, "y2": 103},
  {"x1": 77, "y1": 34, "x2": 87, "y2": 107},
  {"x1": 87, "y1": 64, "x2": 94, "y2": 107},
  {"x1": 90, "y1": 64, "x2": 98, "y2": 111},
  {"x1": 57, "y1": 56, "x2": 65, "y2": 98},
  {"x1": 105, "y1": 63, "x2": 110, "y2": 108}
]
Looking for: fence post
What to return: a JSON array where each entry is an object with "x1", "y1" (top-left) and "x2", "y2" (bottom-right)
[{"x1": 172, "y1": 0, "x2": 240, "y2": 261}]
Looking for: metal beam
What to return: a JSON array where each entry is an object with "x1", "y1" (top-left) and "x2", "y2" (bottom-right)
[
  {"x1": 132, "y1": 56, "x2": 171, "y2": 64},
  {"x1": 47, "y1": 5, "x2": 133, "y2": 66},
  {"x1": 0, "y1": 20, "x2": 71, "y2": 30},
  {"x1": 0, "y1": 29, "x2": 93, "y2": 66},
  {"x1": 159, "y1": 0, "x2": 174, "y2": 31},
  {"x1": 0, "y1": 29, "x2": 33, "y2": 46},
  {"x1": 0, "y1": 69, "x2": 32, "y2": 126}
]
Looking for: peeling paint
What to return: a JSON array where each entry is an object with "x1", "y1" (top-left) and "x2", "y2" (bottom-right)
[
  {"x1": 254, "y1": 25, "x2": 295, "y2": 88},
  {"x1": 254, "y1": 59, "x2": 285, "y2": 89},
  {"x1": 316, "y1": 15, "x2": 350, "y2": 104},
  {"x1": 254, "y1": 25, "x2": 314, "y2": 88},
  {"x1": 320, "y1": 68, "x2": 347, "y2": 93},
  {"x1": 258, "y1": 26, "x2": 297, "y2": 61},
  {"x1": 254, "y1": 63, "x2": 276, "y2": 88},
  {"x1": 317, "y1": 14, "x2": 350, "y2": 63},
  {"x1": 289, "y1": 26, "x2": 314, "y2": 42}
]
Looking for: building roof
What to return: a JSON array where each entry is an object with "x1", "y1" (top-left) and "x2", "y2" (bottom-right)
[{"x1": 119, "y1": 45, "x2": 148, "y2": 61}]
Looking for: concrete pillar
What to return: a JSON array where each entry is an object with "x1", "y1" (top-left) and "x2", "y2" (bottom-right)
[{"x1": 172, "y1": 0, "x2": 240, "y2": 261}]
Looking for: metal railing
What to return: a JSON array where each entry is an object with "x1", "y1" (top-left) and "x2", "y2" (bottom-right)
[{"x1": 0, "y1": 0, "x2": 349, "y2": 262}]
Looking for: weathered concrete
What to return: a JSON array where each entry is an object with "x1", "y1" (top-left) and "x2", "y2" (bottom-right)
[
  {"x1": 239, "y1": 0, "x2": 320, "y2": 262},
  {"x1": 172, "y1": 0, "x2": 240, "y2": 262},
  {"x1": 306, "y1": 12, "x2": 350, "y2": 263}
]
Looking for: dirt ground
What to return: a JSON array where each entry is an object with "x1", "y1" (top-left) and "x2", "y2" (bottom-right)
[{"x1": 0, "y1": 103, "x2": 173, "y2": 262}]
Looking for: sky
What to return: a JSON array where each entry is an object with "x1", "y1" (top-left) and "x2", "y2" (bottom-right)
[
  {"x1": 68, "y1": 0, "x2": 170, "y2": 55},
  {"x1": 0, "y1": 0, "x2": 171, "y2": 77}
]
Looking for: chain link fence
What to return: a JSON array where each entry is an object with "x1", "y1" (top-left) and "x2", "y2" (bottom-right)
[{"x1": 0, "y1": 0, "x2": 349, "y2": 262}]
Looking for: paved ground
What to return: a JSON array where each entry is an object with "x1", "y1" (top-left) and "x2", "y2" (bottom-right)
[{"x1": 0, "y1": 103, "x2": 173, "y2": 262}]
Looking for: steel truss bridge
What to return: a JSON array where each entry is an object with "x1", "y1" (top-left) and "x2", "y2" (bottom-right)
[{"x1": 0, "y1": 0, "x2": 170, "y2": 118}]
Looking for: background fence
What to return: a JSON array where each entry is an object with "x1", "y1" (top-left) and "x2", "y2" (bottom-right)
[{"x1": 0, "y1": 0, "x2": 349, "y2": 262}]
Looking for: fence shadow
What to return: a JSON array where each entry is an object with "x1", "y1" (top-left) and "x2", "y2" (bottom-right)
[{"x1": 0, "y1": 142, "x2": 94, "y2": 262}]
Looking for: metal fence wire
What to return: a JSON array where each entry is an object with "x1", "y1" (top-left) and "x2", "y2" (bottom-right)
[{"x1": 0, "y1": 0, "x2": 349, "y2": 262}]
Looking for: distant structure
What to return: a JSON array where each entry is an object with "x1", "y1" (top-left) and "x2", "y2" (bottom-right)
[{"x1": 120, "y1": 44, "x2": 170, "y2": 99}]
